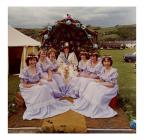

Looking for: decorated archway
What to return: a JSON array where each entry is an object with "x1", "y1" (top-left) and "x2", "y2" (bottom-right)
[{"x1": 40, "y1": 14, "x2": 98, "y2": 56}]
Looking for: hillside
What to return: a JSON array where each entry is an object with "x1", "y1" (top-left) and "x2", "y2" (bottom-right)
[
  {"x1": 16, "y1": 24, "x2": 136, "y2": 43},
  {"x1": 88, "y1": 24, "x2": 136, "y2": 41},
  {"x1": 16, "y1": 28, "x2": 43, "y2": 42}
]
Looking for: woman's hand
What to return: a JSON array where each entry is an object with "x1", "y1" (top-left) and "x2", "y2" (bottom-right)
[
  {"x1": 23, "y1": 83, "x2": 33, "y2": 88},
  {"x1": 102, "y1": 82, "x2": 115, "y2": 88},
  {"x1": 83, "y1": 74, "x2": 90, "y2": 78},
  {"x1": 47, "y1": 77, "x2": 52, "y2": 81},
  {"x1": 77, "y1": 72, "x2": 80, "y2": 77},
  {"x1": 38, "y1": 81, "x2": 43, "y2": 85},
  {"x1": 48, "y1": 70, "x2": 53, "y2": 81},
  {"x1": 95, "y1": 79, "x2": 104, "y2": 83}
]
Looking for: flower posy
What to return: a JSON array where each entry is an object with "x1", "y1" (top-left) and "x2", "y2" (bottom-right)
[
  {"x1": 48, "y1": 25, "x2": 52, "y2": 31},
  {"x1": 93, "y1": 44, "x2": 98, "y2": 49},
  {"x1": 76, "y1": 23, "x2": 81, "y2": 28},
  {"x1": 66, "y1": 20, "x2": 71, "y2": 25},
  {"x1": 81, "y1": 25, "x2": 86, "y2": 30},
  {"x1": 44, "y1": 34, "x2": 49, "y2": 40}
]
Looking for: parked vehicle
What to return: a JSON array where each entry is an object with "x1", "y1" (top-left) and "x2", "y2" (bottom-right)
[{"x1": 123, "y1": 52, "x2": 136, "y2": 62}]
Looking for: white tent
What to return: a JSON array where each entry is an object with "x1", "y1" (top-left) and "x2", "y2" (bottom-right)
[
  {"x1": 8, "y1": 26, "x2": 41, "y2": 74},
  {"x1": 8, "y1": 25, "x2": 41, "y2": 47}
]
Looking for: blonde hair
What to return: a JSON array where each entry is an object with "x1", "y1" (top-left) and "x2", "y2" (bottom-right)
[
  {"x1": 47, "y1": 48, "x2": 57, "y2": 57},
  {"x1": 38, "y1": 48, "x2": 47, "y2": 58}
]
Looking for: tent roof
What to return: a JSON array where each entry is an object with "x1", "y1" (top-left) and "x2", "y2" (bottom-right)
[{"x1": 8, "y1": 26, "x2": 41, "y2": 47}]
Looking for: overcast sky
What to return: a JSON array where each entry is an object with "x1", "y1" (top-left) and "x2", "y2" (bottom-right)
[{"x1": 8, "y1": 7, "x2": 136, "y2": 28}]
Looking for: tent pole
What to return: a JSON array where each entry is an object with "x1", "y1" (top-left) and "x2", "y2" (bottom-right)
[
  {"x1": 20, "y1": 46, "x2": 27, "y2": 73},
  {"x1": 23, "y1": 46, "x2": 27, "y2": 69},
  {"x1": 32, "y1": 46, "x2": 34, "y2": 53}
]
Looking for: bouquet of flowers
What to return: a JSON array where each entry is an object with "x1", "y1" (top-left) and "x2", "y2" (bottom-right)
[{"x1": 58, "y1": 63, "x2": 78, "y2": 83}]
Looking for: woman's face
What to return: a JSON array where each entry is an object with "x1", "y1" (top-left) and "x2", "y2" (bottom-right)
[
  {"x1": 64, "y1": 47, "x2": 69, "y2": 54},
  {"x1": 103, "y1": 58, "x2": 111, "y2": 67},
  {"x1": 49, "y1": 52, "x2": 56, "y2": 59},
  {"x1": 29, "y1": 58, "x2": 37, "y2": 67},
  {"x1": 40, "y1": 50, "x2": 47, "y2": 59},
  {"x1": 81, "y1": 54, "x2": 86, "y2": 60},
  {"x1": 91, "y1": 54, "x2": 97, "y2": 62}
]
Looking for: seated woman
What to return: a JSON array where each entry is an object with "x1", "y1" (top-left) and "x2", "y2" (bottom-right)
[
  {"x1": 71, "y1": 56, "x2": 118, "y2": 118},
  {"x1": 19, "y1": 53, "x2": 70, "y2": 120},
  {"x1": 78, "y1": 49, "x2": 89, "y2": 77},
  {"x1": 86, "y1": 51, "x2": 103, "y2": 78},
  {"x1": 37, "y1": 49, "x2": 60, "y2": 97},
  {"x1": 68, "y1": 50, "x2": 103, "y2": 98},
  {"x1": 37, "y1": 48, "x2": 51, "y2": 80},
  {"x1": 57, "y1": 42, "x2": 78, "y2": 70},
  {"x1": 47, "y1": 47, "x2": 67, "y2": 98}
]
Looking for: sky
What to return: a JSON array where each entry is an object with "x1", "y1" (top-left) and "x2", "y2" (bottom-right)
[{"x1": 8, "y1": 7, "x2": 136, "y2": 28}]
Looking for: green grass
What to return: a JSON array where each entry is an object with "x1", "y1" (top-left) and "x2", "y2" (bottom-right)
[
  {"x1": 8, "y1": 75, "x2": 19, "y2": 103},
  {"x1": 100, "y1": 48, "x2": 136, "y2": 119},
  {"x1": 8, "y1": 48, "x2": 136, "y2": 119}
]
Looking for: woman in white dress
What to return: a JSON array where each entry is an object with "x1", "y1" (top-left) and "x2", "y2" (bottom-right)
[
  {"x1": 37, "y1": 48, "x2": 51, "y2": 80},
  {"x1": 71, "y1": 56, "x2": 118, "y2": 118},
  {"x1": 37, "y1": 48, "x2": 61, "y2": 98},
  {"x1": 57, "y1": 42, "x2": 78, "y2": 69},
  {"x1": 19, "y1": 53, "x2": 70, "y2": 120},
  {"x1": 78, "y1": 49, "x2": 89, "y2": 77},
  {"x1": 47, "y1": 48, "x2": 67, "y2": 98},
  {"x1": 68, "y1": 51, "x2": 103, "y2": 98}
]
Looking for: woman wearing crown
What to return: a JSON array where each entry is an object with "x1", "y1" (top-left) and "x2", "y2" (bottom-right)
[
  {"x1": 37, "y1": 48, "x2": 62, "y2": 98},
  {"x1": 67, "y1": 50, "x2": 103, "y2": 98},
  {"x1": 19, "y1": 53, "x2": 70, "y2": 120},
  {"x1": 71, "y1": 56, "x2": 118, "y2": 118},
  {"x1": 57, "y1": 42, "x2": 78, "y2": 69}
]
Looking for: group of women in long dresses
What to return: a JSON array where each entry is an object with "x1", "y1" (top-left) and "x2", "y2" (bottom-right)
[{"x1": 19, "y1": 42, "x2": 118, "y2": 120}]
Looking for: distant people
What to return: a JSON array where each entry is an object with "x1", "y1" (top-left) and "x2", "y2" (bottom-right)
[
  {"x1": 57, "y1": 42, "x2": 78, "y2": 69},
  {"x1": 19, "y1": 53, "x2": 70, "y2": 120},
  {"x1": 71, "y1": 56, "x2": 118, "y2": 118}
]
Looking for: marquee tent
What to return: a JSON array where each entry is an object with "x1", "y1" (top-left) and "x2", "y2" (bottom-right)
[{"x1": 8, "y1": 26, "x2": 41, "y2": 74}]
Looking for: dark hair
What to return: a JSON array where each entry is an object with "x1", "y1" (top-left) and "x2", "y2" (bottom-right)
[
  {"x1": 25, "y1": 53, "x2": 38, "y2": 66},
  {"x1": 79, "y1": 49, "x2": 88, "y2": 58},
  {"x1": 89, "y1": 52, "x2": 99, "y2": 61},
  {"x1": 102, "y1": 56, "x2": 113, "y2": 66},
  {"x1": 61, "y1": 42, "x2": 73, "y2": 53}
]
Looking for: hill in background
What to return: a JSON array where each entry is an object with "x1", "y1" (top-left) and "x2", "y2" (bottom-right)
[
  {"x1": 87, "y1": 24, "x2": 136, "y2": 41},
  {"x1": 16, "y1": 24, "x2": 136, "y2": 42}
]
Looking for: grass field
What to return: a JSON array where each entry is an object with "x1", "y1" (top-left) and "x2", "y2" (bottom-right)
[
  {"x1": 100, "y1": 48, "x2": 136, "y2": 119},
  {"x1": 8, "y1": 48, "x2": 136, "y2": 120}
]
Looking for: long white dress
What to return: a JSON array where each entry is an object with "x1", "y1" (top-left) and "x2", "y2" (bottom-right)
[
  {"x1": 19, "y1": 66, "x2": 70, "y2": 120},
  {"x1": 57, "y1": 52, "x2": 78, "y2": 69},
  {"x1": 78, "y1": 60, "x2": 89, "y2": 77},
  {"x1": 57, "y1": 52, "x2": 79, "y2": 98},
  {"x1": 46, "y1": 59, "x2": 67, "y2": 98},
  {"x1": 71, "y1": 67, "x2": 118, "y2": 118},
  {"x1": 68, "y1": 60, "x2": 103, "y2": 98},
  {"x1": 37, "y1": 59, "x2": 62, "y2": 98}
]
